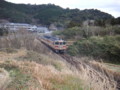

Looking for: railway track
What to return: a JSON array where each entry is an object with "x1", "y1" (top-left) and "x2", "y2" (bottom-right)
[
  {"x1": 37, "y1": 37, "x2": 81, "y2": 69},
  {"x1": 60, "y1": 54, "x2": 81, "y2": 70}
]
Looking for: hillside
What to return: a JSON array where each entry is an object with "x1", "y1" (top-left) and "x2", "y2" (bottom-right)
[
  {"x1": 0, "y1": 0, "x2": 113, "y2": 26},
  {"x1": 0, "y1": 0, "x2": 120, "y2": 89},
  {"x1": 0, "y1": 32, "x2": 120, "y2": 90}
]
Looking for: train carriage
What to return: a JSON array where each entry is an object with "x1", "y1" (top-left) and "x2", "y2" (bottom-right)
[{"x1": 41, "y1": 35, "x2": 67, "y2": 53}]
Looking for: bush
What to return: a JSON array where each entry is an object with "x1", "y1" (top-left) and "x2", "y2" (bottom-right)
[
  {"x1": 0, "y1": 28, "x2": 8, "y2": 36},
  {"x1": 53, "y1": 26, "x2": 120, "y2": 40},
  {"x1": 53, "y1": 27, "x2": 83, "y2": 39},
  {"x1": 68, "y1": 36, "x2": 120, "y2": 63}
]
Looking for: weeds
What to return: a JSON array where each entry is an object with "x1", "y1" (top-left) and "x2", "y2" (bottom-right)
[
  {"x1": 51, "y1": 75, "x2": 85, "y2": 90},
  {"x1": 0, "y1": 68, "x2": 10, "y2": 90},
  {"x1": 18, "y1": 51, "x2": 63, "y2": 71},
  {"x1": 0, "y1": 60, "x2": 39, "y2": 90},
  {"x1": 0, "y1": 48, "x2": 17, "y2": 53}
]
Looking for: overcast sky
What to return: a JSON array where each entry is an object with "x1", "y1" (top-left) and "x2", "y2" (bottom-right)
[{"x1": 6, "y1": 0, "x2": 120, "y2": 18}]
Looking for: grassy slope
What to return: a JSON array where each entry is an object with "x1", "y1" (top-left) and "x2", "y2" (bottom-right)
[
  {"x1": 0, "y1": 49, "x2": 86, "y2": 90},
  {"x1": 0, "y1": 33, "x2": 120, "y2": 90},
  {"x1": 0, "y1": 49, "x2": 120, "y2": 90}
]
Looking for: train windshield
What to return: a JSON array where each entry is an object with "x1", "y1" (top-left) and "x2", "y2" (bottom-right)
[
  {"x1": 55, "y1": 42, "x2": 66, "y2": 45},
  {"x1": 55, "y1": 42, "x2": 59, "y2": 45},
  {"x1": 63, "y1": 42, "x2": 66, "y2": 45}
]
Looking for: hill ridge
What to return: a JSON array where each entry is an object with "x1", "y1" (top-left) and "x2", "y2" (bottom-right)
[{"x1": 0, "y1": 0, "x2": 113, "y2": 26}]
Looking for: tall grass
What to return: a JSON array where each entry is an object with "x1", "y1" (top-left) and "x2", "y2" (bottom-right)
[
  {"x1": 74, "y1": 58, "x2": 119, "y2": 90},
  {"x1": 0, "y1": 30, "x2": 53, "y2": 54},
  {"x1": 0, "y1": 68, "x2": 10, "y2": 90}
]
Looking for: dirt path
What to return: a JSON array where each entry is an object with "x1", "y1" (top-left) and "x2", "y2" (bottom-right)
[{"x1": 60, "y1": 54, "x2": 81, "y2": 70}]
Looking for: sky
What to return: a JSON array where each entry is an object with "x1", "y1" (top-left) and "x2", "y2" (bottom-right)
[{"x1": 6, "y1": 0, "x2": 120, "y2": 18}]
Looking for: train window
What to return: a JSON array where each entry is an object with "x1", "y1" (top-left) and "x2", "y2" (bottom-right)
[
  {"x1": 55, "y1": 42, "x2": 59, "y2": 45},
  {"x1": 63, "y1": 42, "x2": 66, "y2": 45},
  {"x1": 55, "y1": 41, "x2": 66, "y2": 45}
]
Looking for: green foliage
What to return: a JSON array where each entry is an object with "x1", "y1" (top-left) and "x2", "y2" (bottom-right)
[
  {"x1": 62, "y1": 27, "x2": 79, "y2": 39},
  {"x1": 67, "y1": 21, "x2": 82, "y2": 28},
  {"x1": 94, "y1": 17, "x2": 120, "y2": 26},
  {"x1": 95, "y1": 19, "x2": 106, "y2": 27},
  {"x1": 34, "y1": 4, "x2": 64, "y2": 25},
  {"x1": 8, "y1": 68, "x2": 31, "y2": 90},
  {"x1": 54, "y1": 26, "x2": 120, "y2": 39},
  {"x1": 110, "y1": 17, "x2": 120, "y2": 25},
  {"x1": 68, "y1": 36, "x2": 120, "y2": 63},
  {"x1": 54, "y1": 26, "x2": 120, "y2": 63},
  {"x1": 52, "y1": 30, "x2": 62, "y2": 36},
  {"x1": 54, "y1": 27, "x2": 82, "y2": 39},
  {"x1": 67, "y1": 45, "x2": 79, "y2": 56},
  {"x1": 0, "y1": 0, "x2": 114, "y2": 25}
]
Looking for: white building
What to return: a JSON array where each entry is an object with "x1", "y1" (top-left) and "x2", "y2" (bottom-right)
[
  {"x1": 0, "y1": 23, "x2": 31, "y2": 31},
  {"x1": 37, "y1": 27, "x2": 49, "y2": 33},
  {"x1": 0, "y1": 22, "x2": 51, "y2": 33},
  {"x1": 27, "y1": 25, "x2": 37, "y2": 31}
]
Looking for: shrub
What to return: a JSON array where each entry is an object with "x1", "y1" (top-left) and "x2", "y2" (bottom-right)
[
  {"x1": 68, "y1": 36, "x2": 120, "y2": 63},
  {"x1": 0, "y1": 28, "x2": 8, "y2": 36},
  {"x1": 0, "y1": 60, "x2": 38, "y2": 90},
  {"x1": 53, "y1": 26, "x2": 120, "y2": 40}
]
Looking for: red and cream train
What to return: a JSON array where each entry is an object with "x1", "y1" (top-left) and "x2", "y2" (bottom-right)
[{"x1": 41, "y1": 36, "x2": 67, "y2": 53}]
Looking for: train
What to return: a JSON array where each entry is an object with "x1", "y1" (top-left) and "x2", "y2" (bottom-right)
[{"x1": 40, "y1": 35, "x2": 67, "y2": 53}]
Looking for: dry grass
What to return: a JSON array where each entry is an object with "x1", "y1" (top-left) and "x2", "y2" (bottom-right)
[
  {"x1": 73, "y1": 57, "x2": 120, "y2": 90},
  {"x1": 17, "y1": 50, "x2": 66, "y2": 71},
  {"x1": 0, "y1": 49, "x2": 86, "y2": 90},
  {"x1": 1, "y1": 48, "x2": 120, "y2": 90},
  {"x1": 0, "y1": 32, "x2": 120, "y2": 90},
  {"x1": 0, "y1": 68, "x2": 10, "y2": 90},
  {"x1": 0, "y1": 30, "x2": 53, "y2": 55},
  {"x1": 103, "y1": 63, "x2": 120, "y2": 72},
  {"x1": 0, "y1": 48, "x2": 120, "y2": 90}
]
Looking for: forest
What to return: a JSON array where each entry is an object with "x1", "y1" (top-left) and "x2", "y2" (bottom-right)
[{"x1": 0, "y1": 0, "x2": 119, "y2": 27}]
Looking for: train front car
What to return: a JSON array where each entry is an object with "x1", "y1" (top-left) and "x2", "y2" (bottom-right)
[
  {"x1": 53, "y1": 39, "x2": 67, "y2": 53},
  {"x1": 42, "y1": 35, "x2": 67, "y2": 53}
]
